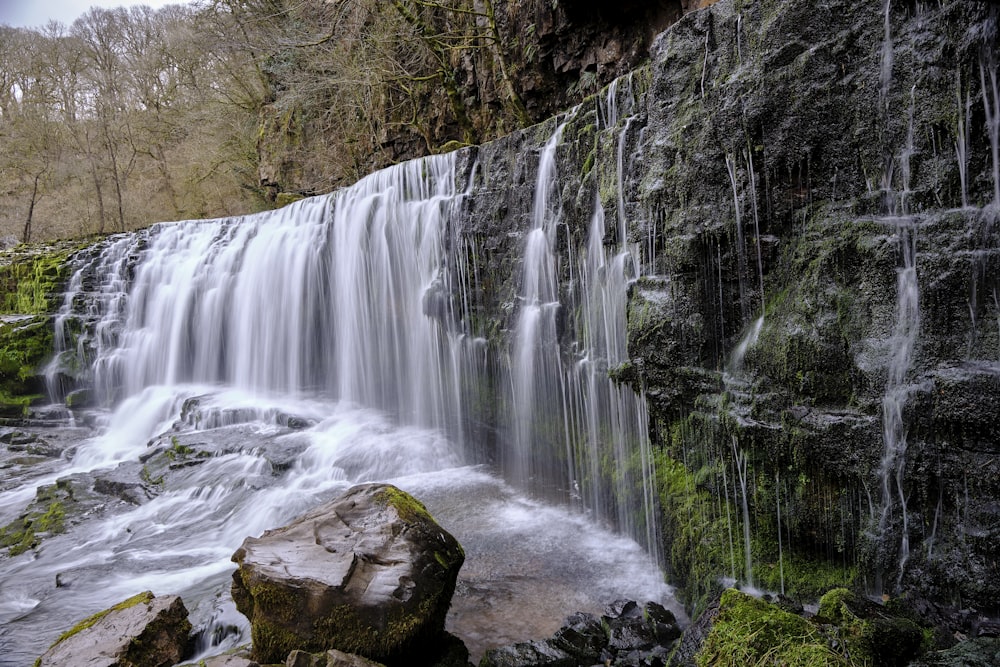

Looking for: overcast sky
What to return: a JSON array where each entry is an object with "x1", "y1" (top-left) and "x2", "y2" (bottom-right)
[{"x1": 0, "y1": 0, "x2": 189, "y2": 29}]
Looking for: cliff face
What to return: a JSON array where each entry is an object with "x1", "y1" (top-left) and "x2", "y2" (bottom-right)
[
  {"x1": 447, "y1": 0, "x2": 1000, "y2": 611},
  {"x1": 256, "y1": 0, "x2": 705, "y2": 199}
]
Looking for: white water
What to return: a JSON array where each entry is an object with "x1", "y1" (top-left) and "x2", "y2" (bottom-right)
[
  {"x1": 508, "y1": 122, "x2": 567, "y2": 489},
  {"x1": 731, "y1": 437, "x2": 755, "y2": 591},
  {"x1": 2, "y1": 143, "x2": 673, "y2": 663},
  {"x1": 982, "y1": 49, "x2": 1000, "y2": 205},
  {"x1": 875, "y1": 83, "x2": 921, "y2": 594}
]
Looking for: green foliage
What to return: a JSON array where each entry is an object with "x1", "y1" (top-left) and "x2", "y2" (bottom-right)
[
  {"x1": 140, "y1": 465, "x2": 165, "y2": 487},
  {"x1": 165, "y1": 437, "x2": 196, "y2": 461}
]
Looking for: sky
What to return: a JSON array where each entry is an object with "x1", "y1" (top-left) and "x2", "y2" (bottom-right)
[{"x1": 0, "y1": 0, "x2": 188, "y2": 29}]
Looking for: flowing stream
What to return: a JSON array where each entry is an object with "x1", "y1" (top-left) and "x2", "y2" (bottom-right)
[{"x1": 0, "y1": 145, "x2": 676, "y2": 665}]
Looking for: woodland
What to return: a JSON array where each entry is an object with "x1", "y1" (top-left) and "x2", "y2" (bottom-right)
[{"x1": 0, "y1": 0, "x2": 553, "y2": 243}]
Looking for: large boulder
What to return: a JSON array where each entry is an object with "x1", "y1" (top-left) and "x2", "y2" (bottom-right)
[
  {"x1": 231, "y1": 483, "x2": 465, "y2": 665},
  {"x1": 36, "y1": 591, "x2": 192, "y2": 667}
]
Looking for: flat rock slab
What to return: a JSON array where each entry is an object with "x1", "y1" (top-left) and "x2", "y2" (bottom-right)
[
  {"x1": 36, "y1": 591, "x2": 191, "y2": 667},
  {"x1": 232, "y1": 483, "x2": 464, "y2": 665}
]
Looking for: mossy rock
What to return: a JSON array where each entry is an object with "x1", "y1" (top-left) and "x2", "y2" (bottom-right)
[
  {"x1": 36, "y1": 591, "x2": 192, "y2": 667},
  {"x1": 231, "y1": 483, "x2": 464, "y2": 666},
  {"x1": 0, "y1": 317, "x2": 54, "y2": 414},
  {"x1": 0, "y1": 242, "x2": 76, "y2": 316},
  {"x1": 0, "y1": 497, "x2": 67, "y2": 556},
  {"x1": 695, "y1": 589, "x2": 850, "y2": 666},
  {"x1": 816, "y1": 588, "x2": 928, "y2": 666}
]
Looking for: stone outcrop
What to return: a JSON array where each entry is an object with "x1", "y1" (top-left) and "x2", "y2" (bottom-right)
[
  {"x1": 35, "y1": 591, "x2": 192, "y2": 667},
  {"x1": 231, "y1": 483, "x2": 465, "y2": 665}
]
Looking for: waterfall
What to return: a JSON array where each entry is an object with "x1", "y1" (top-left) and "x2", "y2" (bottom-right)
[
  {"x1": 982, "y1": 49, "x2": 1000, "y2": 205},
  {"x1": 508, "y1": 122, "x2": 569, "y2": 489},
  {"x1": 52, "y1": 155, "x2": 471, "y2": 438},
  {"x1": 5, "y1": 140, "x2": 674, "y2": 664},
  {"x1": 504, "y1": 98, "x2": 662, "y2": 557},
  {"x1": 46, "y1": 117, "x2": 662, "y2": 557},
  {"x1": 875, "y1": 84, "x2": 921, "y2": 594}
]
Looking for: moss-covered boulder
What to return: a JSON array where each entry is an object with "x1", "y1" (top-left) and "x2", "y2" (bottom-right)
[
  {"x1": 816, "y1": 588, "x2": 927, "y2": 667},
  {"x1": 694, "y1": 589, "x2": 849, "y2": 666},
  {"x1": 231, "y1": 483, "x2": 465, "y2": 665},
  {"x1": 35, "y1": 591, "x2": 192, "y2": 667}
]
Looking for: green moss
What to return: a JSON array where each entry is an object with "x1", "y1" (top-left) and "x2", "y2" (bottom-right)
[
  {"x1": 51, "y1": 591, "x2": 155, "y2": 646},
  {"x1": 435, "y1": 140, "x2": 467, "y2": 154},
  {"x1": 656, "y1": 446, "x2": 739, "y2": 612},
  {"x1": 818, "y1": 588, "x2": 854, "y2": 623},
  {"x1": 1, "y1": 499, "x2": 68, "y2": 555},
  {"x1": 754, "y1": 553, "x2": 856, "y2": 600},
  {"x1": 0, "y1": 247, "x2": 74, "y2": 315},
  {"x1": 814, "y1": 588, "x2": 927, "y2": 666},
  {"x1": 0, "y1": 317, "x2": 54, "y2": 403},
  {"x1": 696, "y1": 589, "x2": 852, "y2": 666},
  {"x1": 36, "y1": 501, "x2": 65, "y2": 533},
  {"x1": 274, "y1": 192, "x2": 305, "y2": 207},
  {"x1": 373, "y1": 486, "x2": 433, "y2": 525}
]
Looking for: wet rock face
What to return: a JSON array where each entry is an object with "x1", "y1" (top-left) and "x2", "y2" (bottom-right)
[
  {"x1": 231, "y1": 483, "x2": 465, "y2": 665},
  {"x1": 449, "y1": 0, "x2": 1000, "y2": 615},
  {"x1": 36, "y1": 591, "x2": 191, "y2": 667}
]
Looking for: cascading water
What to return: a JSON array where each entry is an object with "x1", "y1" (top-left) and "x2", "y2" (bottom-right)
[
  {"x1": 504, "y1": 86, "x2": 662, "y2": 558},
  {"x1": 0, "y1": 140, "x2": 675, "y2": 665},
  {"x1": 874, "y1": 50, "x2": 922, "y2": 592},
  {"x1": 508, "y1": 122, "x2": 569, "y2": 490}
]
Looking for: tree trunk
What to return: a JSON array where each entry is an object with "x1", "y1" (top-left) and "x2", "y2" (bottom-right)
[{"x1": 21, "y1": 172, "x2": 41, "y2": 244}]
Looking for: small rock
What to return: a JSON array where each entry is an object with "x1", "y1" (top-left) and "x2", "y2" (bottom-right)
[
  {"x1": 286, "y1": 648, "x2": 386, "y2": 666},
  {"x1": 196, "y1": 654, "x2": 260, "y2": 667},
  {"x1": 478, "y1": 639, "x2": 575, "y2": 667},
  {"x1": 36, "y1": 591, "x2": 192, "y2": 667}
]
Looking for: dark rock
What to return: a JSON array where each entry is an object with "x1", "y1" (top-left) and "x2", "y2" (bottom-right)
[
  {"x1": 478, "y1": 640, "x2": 576, "y2": 667},
  {"x1": 668, "y1": 596, "x2": 721, "y2": 667},
  {"x1": 645, "y1": 602, "x2": 682, "y2": 644},
  {"x1": 231, "y1": 483, "x2": 464, "y2": 665},
  {"x1": 93, "y1": 477, "x2": 151, "y2": 506},
  {"x1": 65, "y1": 388, "x2": 97, "y2": 409},
  {"x1": 549, "y1": 612, "x2": 606, "y2": 661},
  {"x1": 910, "y1": 638, "x2": 1000, "y2": 667},
  {"x1": 818, "y1": 588, "x2": 927, "y2": 667},
  {"x1": 482, "y1": 600, "x2": 681, "y2": 667},
  {"x1": 36, "y1": 591, "x2": 192, "y2": 667}
]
